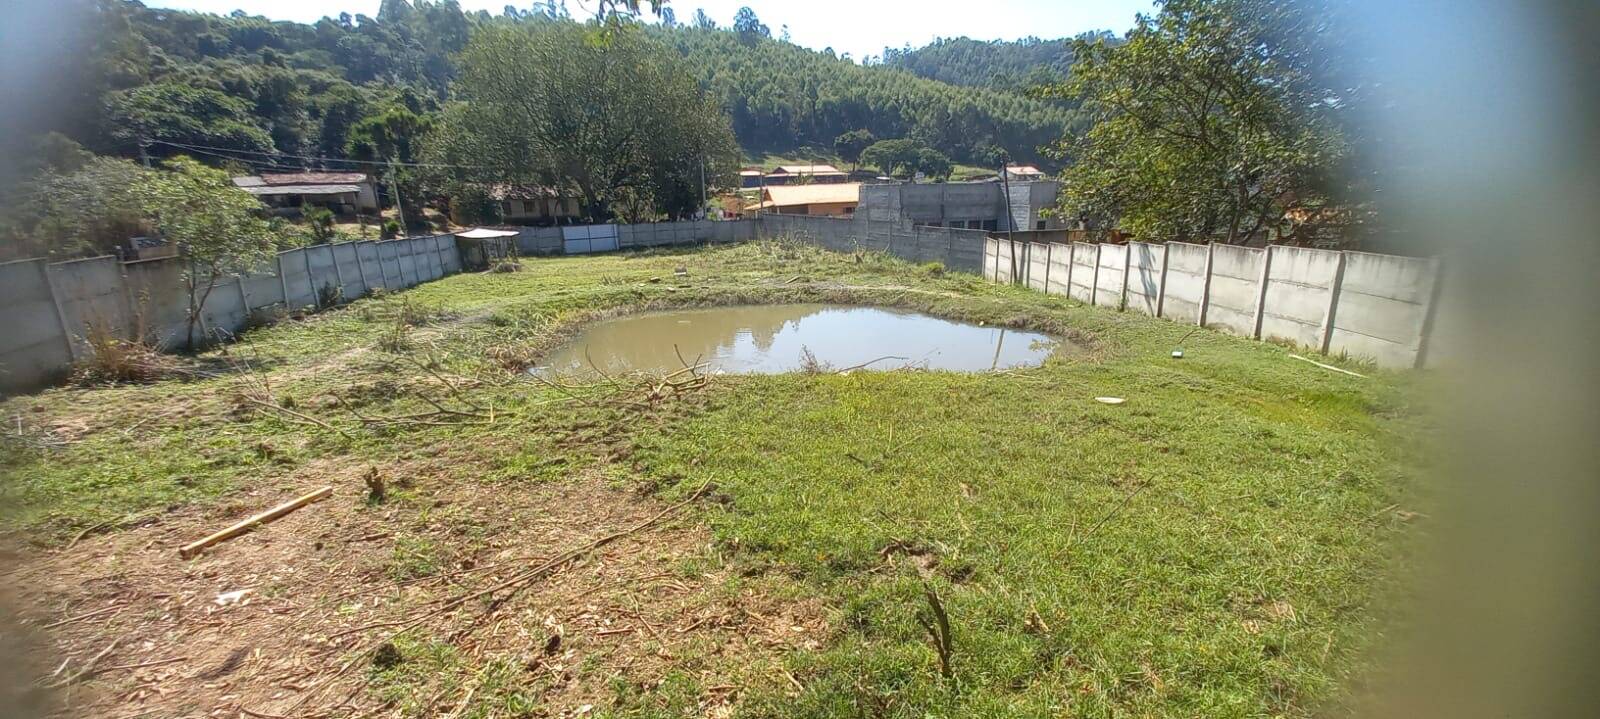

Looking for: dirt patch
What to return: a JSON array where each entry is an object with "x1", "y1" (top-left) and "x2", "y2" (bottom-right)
[{"x1": 6, "y1": 458, "x2": 823, "y2": 718}]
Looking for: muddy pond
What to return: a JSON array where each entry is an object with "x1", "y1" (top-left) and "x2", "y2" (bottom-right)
[{"x1": 537, "y1": 304, "x2": 1067, "y2": 376}]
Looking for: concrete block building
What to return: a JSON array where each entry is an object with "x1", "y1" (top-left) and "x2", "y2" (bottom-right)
[{"x1": 858, "y1": 180, "x2": 1063, "y2": 232}]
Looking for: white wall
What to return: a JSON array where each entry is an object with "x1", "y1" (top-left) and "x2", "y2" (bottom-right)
[
  {"x1": 983, "y1": 237, "x2": 1442, "y2": 370},
  {"x1": 1093, "y1": 244, "x2": 1128, "y2": 310},
  {"x1": 1, "y1": 234, "x2": 473, "y2": 395},
  {"x1": 1126, "y1": 242, "x2": 1165, "y2": 316},
  {"x1": 1161, "y1": 243, "x2": 1210, "y2": 324},
  {"x1": 1204, "y1": 244, "x2": 1266, "y2": 337}
]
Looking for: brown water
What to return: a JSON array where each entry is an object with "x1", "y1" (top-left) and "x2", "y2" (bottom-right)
[{"x1": 537, "y1": 304, "x2": 1065, "y2": 376}]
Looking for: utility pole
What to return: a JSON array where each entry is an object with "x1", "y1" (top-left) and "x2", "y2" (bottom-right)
[
  {"x1": 998, "y1": 157, "x2": 1018, "y2": 283},
  {"x1": 699, "y1": 151, "x2": 707, "y2": 219},
  {"x1": 138, "y1": 138, "x2": 152, "y2": 168},
  {"x1": 388, "y1": 158, "x2": 408, "y2": 237}
]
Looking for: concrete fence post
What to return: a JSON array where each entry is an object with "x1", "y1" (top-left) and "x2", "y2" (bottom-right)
[
  {"x1": 1318, "y1": 251, "x2": 1348, "y2": 355},
  {"x1": 1064, "y1": 241, "x2": 1075, "y2": 293},
  {"x1": 276, "y1": 253, "x2": 290, "y2": 310},
  {"x1": 328, "y1": 244, "x2": 346, "y2": 303},
  {"x1": 1413, "y1": 258, "x2": 1445, "y2": 369},
  {"x1": 38, "y1": 260, "x2": 78, "y2": 362},
  {"x1": 1197, "y1": 243, "x2": 1216, "y2": 327},
  {"x1": 303, "y1": 248, "x2": 318, "y2": 309},
  {"x1": 1155, "y1": 243, "x2": 1171, "y2": 318},
  {"x1": 1042, "y1": 243, "x2": 1053, "y2": 294},
  {"x1": 354, "y1": 242, "x2": 371, "y2": 295},
  {"x1": 236, "y1": 275, "x2": 249, "y2": 315},
  {"x1": 1250, "y1": 245, "x2": 1275, "y2": 338},
  {"x1": 1089, "y1": 243, "x2": 1102, "y2": 306},
  {"x1": 1119, "y1": 244, "x2": 1132, "y2": 311}
]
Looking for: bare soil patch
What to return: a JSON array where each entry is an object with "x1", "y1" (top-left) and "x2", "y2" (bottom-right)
[{"x1": 8, "y1": 456, "x2": 822, "y2": 718}]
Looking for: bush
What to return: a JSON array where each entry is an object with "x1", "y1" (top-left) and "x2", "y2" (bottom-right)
[{"x1": 305, "y1": 206, "x2": 336, "y2": 244}]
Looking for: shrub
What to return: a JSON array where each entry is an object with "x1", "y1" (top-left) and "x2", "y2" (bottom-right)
[{"x1": 305, "y1": 206, "x2": 336, "y2": 244}]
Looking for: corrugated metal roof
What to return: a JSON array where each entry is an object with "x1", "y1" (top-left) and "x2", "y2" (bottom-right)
[
  {"x1": 771, "y1": 164, "x2": 844, "y2": 175},
  {"x1": 241, "y1": 185, "x2": 361, "y2": 196},
  {"x1": 260, "y1": 172, "x2": 369, "y2": 185},
  {"x1": 489, "y1": 184, "x2": 563, "y2": 200},
  {"x1": 456, "y1": 228, "x2": 521, "y2": 239}
]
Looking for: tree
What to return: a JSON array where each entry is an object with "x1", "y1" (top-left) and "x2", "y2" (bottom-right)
[
  {"x1": 0, "y1": 157, "x2": 152, "y2": 261},
  {"x1": 913, "y1": 147, "x2": 952, "y2": 181},
  {"x1": 105, "y1": 82, "x2": 276, "y2": 157},
  {"x1": 861, "y1": 138, "x2": 928, "y2": 178},
  {"x1": 445, "y1": 23, "x2": 739, "y2": 222},
  {"x1": 137, "y1": 157, "x2": 276, "y2": 349},
  {"x1": 732, "y1": 7, "x2": 769, "y2": 46},
  {"x1": 1043, "y1": 0, "x2": 1348, "y2": 243},
  {"x1": 833, "y1": 129, "x2": 876, "y2": 171},
  {"x1": 692, "y1": 9, "x2": 716, "y2": 29},
  {"x1": 347, "y1": 104, "x2": 434, "y2": 230}
]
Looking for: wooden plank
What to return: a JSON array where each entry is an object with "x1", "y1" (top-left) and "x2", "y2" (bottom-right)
[{"x1": 178, "y1": 486, "x2": 333, "y2": 559}]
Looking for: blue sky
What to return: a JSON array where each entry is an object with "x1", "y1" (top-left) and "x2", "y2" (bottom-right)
[{"x1": 144, "y1": 0, "x2": 1154, "y2": 60}]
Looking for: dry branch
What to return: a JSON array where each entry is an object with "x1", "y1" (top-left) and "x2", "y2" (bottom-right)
[{"x1": 244, "y1": 397, "x2": 353, "y2": 439}]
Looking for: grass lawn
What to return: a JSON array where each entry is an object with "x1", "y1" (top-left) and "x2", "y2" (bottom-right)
[{"x1": 0, "y1": 240, "x2": 1427, "y2": 718}]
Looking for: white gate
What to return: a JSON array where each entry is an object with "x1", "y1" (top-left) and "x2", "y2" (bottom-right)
[{"x1": 562, "y1": 224, "x2": 620, "y2": 254}]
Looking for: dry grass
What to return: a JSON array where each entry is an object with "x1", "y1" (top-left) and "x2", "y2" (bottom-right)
[{"x1": 70, "y1": 323, "x2": 180, "y2": 386}]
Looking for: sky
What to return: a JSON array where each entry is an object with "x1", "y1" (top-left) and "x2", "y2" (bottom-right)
[{"x1": 143, "y1": 0, "x2": 1154, "y2": 60}]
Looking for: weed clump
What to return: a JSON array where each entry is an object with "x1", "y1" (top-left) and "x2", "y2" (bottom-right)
[
  {"x1": 378, "y1": 298, "x2": 442, "y2": 353},
  {"x1": 71, "y1": 324, "x2": 178, "y2": 385}
]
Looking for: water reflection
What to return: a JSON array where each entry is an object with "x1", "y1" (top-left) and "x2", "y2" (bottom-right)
[{"x1": 537, "y1": 304, "x2": 1065, "y2": 376}]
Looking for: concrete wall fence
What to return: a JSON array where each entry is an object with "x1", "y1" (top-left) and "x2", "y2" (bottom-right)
[
  {"x1": 0, "y1": 215, "x2": 1438, "y2": 393},
  {"x1": 0, "y1": 219, "x2": 757, "y2": 395},
  {"x1": 757, "y1": 213, "x2": 989, "y2": 273},
  {"x1": 984, "y1": 238, "x2": 1442, "y2": 369},
  {"x1": 512, "y1": 219, "x2": 757, "y2": 256}
]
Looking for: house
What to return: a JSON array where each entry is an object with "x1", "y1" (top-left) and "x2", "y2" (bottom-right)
[
  {"x1": 739, "y1": 169, "x2": 766, "y2": 189},
  {"x1": 762, "y1": 164, "x2": 848, "y2": 186},
  {"x1": 491, "y1": 185, "x2": 583, "y2": 226},
  {"x1": 1003, "y1": 165, "x2": 1046, "y2": 181},
  {"x1": 857, "y1": 180, "x2": 1063, "y2": 232},
  {"x1": 744, "y1": 183, "x2": 862, "y2": 217},
  {"x1": 232, "y1": 172, "x2": 379, "y2": 215}
]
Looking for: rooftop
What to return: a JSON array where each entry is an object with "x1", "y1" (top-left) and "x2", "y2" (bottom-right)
[
  {"x1": 749, "y1": 182, "x2": 862, "y2": 210},
  {"x1": 260, "y1": 172, "x2": 369, "y2": 185},
  {"x1": 240, "y1": 184, "x2": 361, "y2": 196},
  {"x1": 770, "y1": 164, "x2": 845, "y2": 176},
  {"x1": 233, "y1": 172, "x2": 371, "y2": 189}
]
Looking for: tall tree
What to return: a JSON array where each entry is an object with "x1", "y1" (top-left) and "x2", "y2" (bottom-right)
[
  {"x1": 732, "y1": 7, "x2": 769, "y2": 46},
  {"x1": 861, "y1": 138, "x2": 932, "y2": 179},
  {"x1": 137, "y1": 157, "x2": 276, "y2": 348},
  {"x1": 445, "y1": 23, "x2": 738, "y2": 221},
  {"x1": 833, "y1": 129, "x2": 876, "y2": 170},
  {"x1": 1044, "y1": 0, "x2": 1348, "y2": 243},
  {"x1": 913, "y1": 147, "x2": 953, "y2": 181}
]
